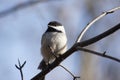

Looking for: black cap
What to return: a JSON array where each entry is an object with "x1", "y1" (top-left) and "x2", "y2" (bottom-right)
[{"x1": 48, "y1": 21, "x2": 62, "y2": 27}]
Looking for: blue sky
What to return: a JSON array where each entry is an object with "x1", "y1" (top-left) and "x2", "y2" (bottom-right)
[{"x1": 0, "y1": 0, "x2": 120, "y2": 80}]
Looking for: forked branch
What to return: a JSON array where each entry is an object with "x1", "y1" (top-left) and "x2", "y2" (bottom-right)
[
  {"x1": 15, "y1": 59, "x2": 26, "y2": 80},
  {"x1": 76, "y1": 6, "x2": 120, "y2": 43},
  {"x1": 31, "y1": 23, "x2": 120, "y2": 80},
  {"x1": 31, "y1": 6, "x2": 120, "y2": 80}
]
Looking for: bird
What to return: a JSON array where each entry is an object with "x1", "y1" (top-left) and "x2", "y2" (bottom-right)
[{"x1": 38, "y1": 21, "x2": 67, "y2": 80}]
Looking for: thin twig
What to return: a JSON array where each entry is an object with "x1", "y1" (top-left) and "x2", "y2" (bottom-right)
[
  {"x1": 15, "y1": 59, "x2": 26, "y2": 80},
  {"x1": 76, "y1": 47, "x2": 120, "y2": 62},
  {"x1": 76, "y1": 6, "x2": 120, "y2": 43},
  {"x1": 59, "y1": 65, "x2": 74, "y2": 77},
  {"x1": 77, "y1": 23, "x2": 120, "y2": 47},
  {"x1": 59, "y1": 64, "x2": 80, "y2": 79}
]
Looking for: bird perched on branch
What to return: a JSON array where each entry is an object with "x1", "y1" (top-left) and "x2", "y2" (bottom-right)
[{"x1": 38, "y1": 21, "x2": 67, "y2": 80}]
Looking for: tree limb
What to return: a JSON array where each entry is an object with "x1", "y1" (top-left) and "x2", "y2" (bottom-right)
[
  {"x1": 31, "y1": 6, "x2": 120, "y2": 79},
  {"x1": 31, "y1": 23, "x2": 120, "y2": 80}
]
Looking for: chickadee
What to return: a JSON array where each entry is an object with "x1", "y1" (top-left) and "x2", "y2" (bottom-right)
[{"x1": 38, "y1": 21, "x2": 67, "y2": 70}]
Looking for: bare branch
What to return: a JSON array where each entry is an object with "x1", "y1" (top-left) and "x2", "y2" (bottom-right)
[
  {"x1": 30, "y1": 6, "x2": 120, "y2": 80},
  {"x1": 15, "y1": 59, "x2": 26, "y2": 80},
  {"x1": 76, "y1": 6, "x2": 120, "y2": 43},
  {"x1": 31, "y1": 23, "x2": 120, "y2": 80},
  {"x1": 59, "y1": 65, "x2": 80, "y2": 79},
  {"x1": 77, "y1": 23, "x2": 120, "y2": 47},
  {"x1": 0, "y1": 0, "x2": 58, "y2": 18},
  {"x1": 76, "y1": 47, "x2": 120, "y2": 62}
]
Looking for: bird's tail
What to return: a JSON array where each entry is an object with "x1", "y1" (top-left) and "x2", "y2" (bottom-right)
[{"x1": 38, "y1": 60, "x2": 46, "y2": 80}]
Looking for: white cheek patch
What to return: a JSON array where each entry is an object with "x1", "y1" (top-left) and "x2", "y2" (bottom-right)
[{"x1": 49, "y1": 26, "x2": 66, "y2": 33}]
